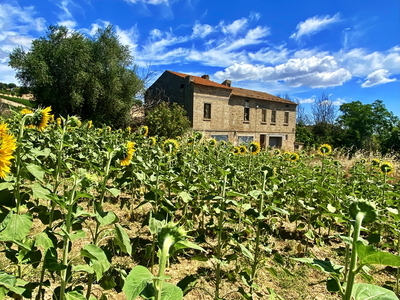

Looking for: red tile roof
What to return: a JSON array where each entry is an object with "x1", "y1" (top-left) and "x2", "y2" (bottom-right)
[
  {"x1": 167, "y1": 70, "x2": 296, "y2": 105},
  {"x1": 167, "y1": 71, "x2": 232, "y2": 90},
  {"x1": 232, "y1": 87, "x2": 296, "y2": 105}
]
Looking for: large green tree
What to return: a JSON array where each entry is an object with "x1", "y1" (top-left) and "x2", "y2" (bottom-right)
[
  {"x1": 338, "y1": 100, "x2": 399, "y2": 152},
  {"x1": 9, "y1": 25, "x2": 143, "y2": 128}
]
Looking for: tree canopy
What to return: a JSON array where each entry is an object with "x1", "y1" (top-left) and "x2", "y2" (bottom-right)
[
  {"x1": 145, "y1": 102, "x2": 191, "y2": 138},
  {"x1": 9, "y1": 25, "x2": 144, "y2": 128}
]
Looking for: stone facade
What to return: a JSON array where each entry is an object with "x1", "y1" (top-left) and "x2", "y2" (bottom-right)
[{"x1": 146, "y1": 70, "x2": 297, "y2": 150}]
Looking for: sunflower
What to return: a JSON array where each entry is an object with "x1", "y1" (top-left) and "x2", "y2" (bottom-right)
[
  {"x1": 162, "y1": 139, "x2": 179, "y2": 154},
  {"x1": 148, "y1": 136, "x2": 157, "y2": 146},
  {"x1": 380, "y1": 161, "x2": 394, "y2": 174},
  {"x1": 232, "y1": 146, "x2": 240, "y2": 155},
  {"x1": 0, "y1": 124, "x2": 17, "y2": 179},
  {"x1": 120, "y1": 142, "x2": 135, "y2": 166},
  {"x1": 371, "y1": 158, "x2": 381, "y2": 167},
  {"x1": 87, "y1": 120, "x2": 93, "y2": 129},
  {"x1": 139, "y1": 125, "x2": 148, "y2": 136},
  {"x1": 209, "y1": 138, "x2": 217, "y2": 146},
  {"x1": 193, "y1": 131, "x2": 203, "y2": 141},
  {"x1": 20, "y1": 108, "x2": 33, "y2": 115},
  {"x1": 289, "y1": 152, "x2": 300, "y2": 162},
  {"x1": 273, "y1": 149, "x2": 281, "y2": 155},
  {"x1": 248, "y1": 141, "x2": 261, "y2": 155},
  {"x1": 106, "y1": 126, "x2": 112, "y2": 133},
  {"x1": 187, "y1": 137, "x2": 194, "y2": 145},
  {"x1": 68, "y1": 116, "x2": 81, "y2": 128},
  {"x1": 56, "y1": 118, "x2": 62, "y2": 127},
  {"x1": 29, "y1": 107, "x2": 52, "y2": 131},
  {"x1": 318, "y1": 144, "x2": 332, "y2": 156},
  {"x1": 126, "y1": 126, "x2": 131, "y2": 134},
  {"x1": 239, "y1": 145, "x2": 247, "y2": 154}
]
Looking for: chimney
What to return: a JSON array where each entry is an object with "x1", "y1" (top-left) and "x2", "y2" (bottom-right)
[
  {"x1": 201, "y1": 74, "x2": 210, "y2": 80},
  {"x1": 222, "y1": 79, "x2": 231, "y2": 87}
]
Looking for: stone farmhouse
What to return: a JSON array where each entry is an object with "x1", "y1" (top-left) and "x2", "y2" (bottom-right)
[{"x1": 146, "y1": 70, "x2": 297, "y2": 150}]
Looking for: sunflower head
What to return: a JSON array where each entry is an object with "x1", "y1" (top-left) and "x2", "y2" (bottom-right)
[
  {"x1": 0, "y1": 124, "x2": 17, "y2": 179},
  {"x1": 289, "y1": 152, "x2": 300, "y2": 162},
  {"x1": 126, "y1": 126, "x2": 131, "y2": 134},
  {"x1": 193, "y1": 131, "x2": 202, "y2": 141},
  {"x1": 187, "y1": 137, "x2": 194, "y2": 145},
  {"x1": 139, "y1": 125, "x2": 148, "y2": 136},
  {"x1": 120, "y1": 142, "x2": 136, "y2": 166},
  {"x1": 162, "y1": 139, "x2": 179, "y2": 154},
  {"x1": 56, "y1": 117, "x2": 62, "y2": 127},
  {"x1": 371, "y1": 158, "x2": 381, "y2": 167},
  {"x1": 318, "y1": 144, "x2": 332, "y2": 156},
  {"x1": 273, "y1": 149, "x2": 281, "y2": 155},
  {"x1": 148, "y1": 136, "x2": 157, "y2": 146},
  {"x1": 248, "y1": 141, "x2": 261, "y2": 155},
  {"x1": 87, "y1": 120, "x2": 93, "y2": 129},
  {"x1": 106, "y1": 126, "x2": 112, "y2": 133},
  {"x1": 232, "y1": 146, "x2": 240, "y2": 155},
  {"x1": 209, "y1": 138, "x2": 217, "y2": 146},
  {"x1": 30, "y1": 107, "x2": 52, "y2": 131},
  {"x1": 68, "y1": 116, "x2": 82, "y2": 128},
  {"x1": 239, "y1": 145, "x2": 247, "y2": 154},
  {"x1": 380, "y1": 161, "x2": 394, "y2": 174}
]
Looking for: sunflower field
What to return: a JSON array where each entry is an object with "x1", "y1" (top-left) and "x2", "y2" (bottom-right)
[{"x1": 0, "y1": 107, "x2": 399, "y2": 300}]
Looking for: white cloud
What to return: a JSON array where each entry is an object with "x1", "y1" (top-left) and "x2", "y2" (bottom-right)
[
  {"x1": 290, "y1": 13, "x2": 341, "y2": 41},
  {"x1": 332, "y1": 97, "x2": 346, "y2": 106},
  {"x1": 339, "y1": 46, "x2": 400, "y2": 77},
  {"x1": 297, "y1": 97, "x2": 316, "y2": 104},
  {"x1": 220, "y1": 18, "x2": 248, "y2": 36},
  {"x1": 361, "y1": 69, "x2": 397, "y2": 88},
  {"x1": 57, "y1": 20, "x2": 77, "y2": 29},
  {"x1": 214, "y1": 56, "x2": 352, "y2": 88},
  {"x1": 191, "y1": 21, "x2": 213, "y2": 38}
]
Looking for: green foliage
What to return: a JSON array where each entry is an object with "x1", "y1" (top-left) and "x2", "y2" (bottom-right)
[
  {"x1": 8, "y1": 25, "x2": 144, "y2": 128},
  {"x1": 145, "y1": 102, "x2": 191, "y2": 138}
]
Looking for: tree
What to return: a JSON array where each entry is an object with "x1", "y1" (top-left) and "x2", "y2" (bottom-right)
[
  {"x1": 145, "y1": 102, "x2": 191, "y2": 138},
  {"x1": 9, "y1": 25, "x2": 144, "y2": 128},
  {"x1": 311, "y1": 93, "x2": 337, "y2": 125},
  {"x1": 338, "y1": 100, "x2": 399, "y2": 152}
]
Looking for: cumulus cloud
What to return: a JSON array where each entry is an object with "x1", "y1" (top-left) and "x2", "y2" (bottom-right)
[
  {"x1": 361, "y1": 69, "x2": 397, "y2": 87},
  {"x1": 214, "y1": 56, "x2": 352, "y2": 88},
  {"x1": 290, "y1": 13, "x2": 341, "y2": 41}
]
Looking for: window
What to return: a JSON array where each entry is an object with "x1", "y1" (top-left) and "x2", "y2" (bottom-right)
[
  {"x1": 238, "y1": 136, "x2": 253, "y2": 144},
  {"x1": 204, "y1": 103, "x2": 211, "y2": 119},
  {"x1": 244, "y1": 107, "x2": 250, "y2": 122},
  {"x1": 261, "y1": 109, "x2": 267, "y2": 123},
  {"x1": 211, "y1": 135, "x2": 229, "y2": 141},
  {"x1": 284, "y1": 112, "x2": 289, "y2": 125},
  {"x1": 271, "y1": 110, "x2": 276, "y2": 123}
]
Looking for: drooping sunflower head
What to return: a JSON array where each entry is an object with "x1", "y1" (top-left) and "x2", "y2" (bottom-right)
[
  {"x1": 248, "y1": 141, "x2": 261, "y2": 155},
  {"x1": 162, "y1": 139, "x2": 179, "y2": 154},
  {"x1": 30, "y1": 107, "x2": 52, "y2": 132},
  {"x1": 106, "y1": 126, "x2": 112, "y2": 133},
  {"x1": 318, "y1": 144, "x2": 332, "y2": 156},
  {"x1": 148, "y1": 136, "x2": 157, "y2": 146},
  {"x1": 380, "y1": 161, "x2": 394, "y2": 174},
  {"x1": 120, "y1": 142, "x2": 136, "y2": 166},
  {"x1": 239, "y1": 145, "x2": 247, "y2": 154},
  {"x1": 56, "y1": 117, "x2": 62, "y2": 127},
  {"x1": 68, "y1": 116, "x2": 82, "y2": 128},
  {"x1": 139, "y1": 125, "x2": 148, "y2": 136},
  {"x1": 87, "y1": 120, "x2": 93, "y2": 129},
  {"x1": 289, "y1": 152, "x2": 300, "y2": 162}
]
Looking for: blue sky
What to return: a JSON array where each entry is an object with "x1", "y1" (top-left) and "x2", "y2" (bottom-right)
[{"x1": 1, "y1": 0, "x2": 399, "y2": 117}]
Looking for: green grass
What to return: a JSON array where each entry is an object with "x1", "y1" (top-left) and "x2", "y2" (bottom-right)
[{"x1": 0, "y1": 94, "x2": 37, "y2": 108}]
